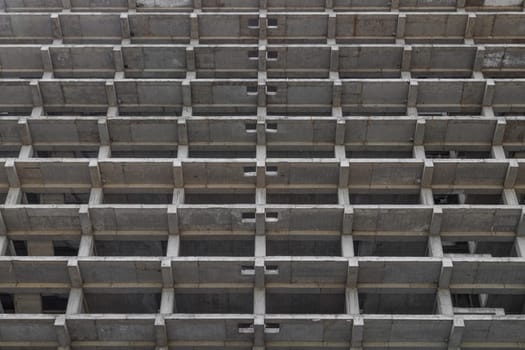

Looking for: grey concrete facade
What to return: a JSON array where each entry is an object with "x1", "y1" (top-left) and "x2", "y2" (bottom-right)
[{"x1": 1, "y1": 0, "x2": 525, "y2": 349}]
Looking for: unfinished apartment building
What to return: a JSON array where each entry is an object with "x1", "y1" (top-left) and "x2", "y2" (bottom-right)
[{"x1": 2, "y1": 0, "x2": 525, "y2": 349}]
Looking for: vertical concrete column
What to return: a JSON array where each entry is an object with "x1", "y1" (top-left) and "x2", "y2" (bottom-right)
[
  {"x1": 40, "y1": 46, "x2": 54, "y2": 79},
  {"x1": 30, "y1": 80, "x2": 44, "y2": 116},
  {"x1": 50, "y1": 13, "x2": 63, "y2": 43},
  {"x1": 395, "y1": 13, "x2": 406, "y2": 44}
]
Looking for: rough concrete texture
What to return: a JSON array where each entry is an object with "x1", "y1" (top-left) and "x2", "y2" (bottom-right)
[{"x1": 1, "y1": 0, "x2": 525, "y2": 349}]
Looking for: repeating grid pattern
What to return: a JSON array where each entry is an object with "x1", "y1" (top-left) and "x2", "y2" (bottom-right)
[{"x1": 1, "y1": 0, "x2": 525, "y2": 349}]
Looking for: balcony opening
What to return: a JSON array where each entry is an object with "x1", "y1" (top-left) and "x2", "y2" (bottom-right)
[
  {"x1": 175, "y1": 289, "x2": 253, "y2": 313},
  {"x1": 184, "y1": 190, "x2": 255, "y2": 204},
  {"x1": 23, "y1": 192, "x2": 90, "y2": 205},
  {"x1": 267, "y1": 146, "x2": 334, "y2": 158},
  {"x1": 53, "y1": 240, "x2": 79, "y2": 256},
  {"x1": 0, "y1": 293, "x2": 15, "y2": 313},
  {"x1": 267, "y1": 190, "x2": 338, "y2": 204},
  {"x1": 354, "y1": 239, "x2": 428, "y2": 257},
  {"x1": 346, "y1": 149, "x2": 413, "y2": 159},
  {"x1": 349, "y1": 190, "x2": 420, "y2": 205},
  {"x1": 179, "y1": 237, "x2": 254, "y2": 257},
  {"x1": 452, "y1": 293, "x2": 525, "y2": 315},
  {"x1": 84, "y1": 292, "x2": 161, "y2": 313},
  {"x1": 359, "y1": 292, "x2": 436, "y2": 314},
  {"x1": 95, "y1": 240, "x2": 167, "y2": 256},
  {"x1": 433, "y1": 191, "x2": 504, "y2": 205},
  {"x1": 188, "y1": 147, "x2": 256, "y2": 158},
  {"x1": 266, "y1": 289, "x2": 345, "y2": 314},
  {"x1": 443, "y1": 240, "x2": 515, "y2": 257},
  {"x1": 110, "y1": 149, "x2": 178, "y2": 158},
  {"x1": 41, "y1": 294, "x2": 68, "y2": 314},
  {"x1": 425, "y1": 150, "x2": 491, "y2": 159},
  {"x1": 12, "y1": 240, "x2": 28, "y2": 256},
  {"x1": 103, "y1": 191, "x2": 173, "y2": 204},
  {"x1": 34, "y1": 148, "x2": 99, "y2": 158},
  {"x1": 266, "y1": 236, "x2": 341, "y2": 256}
]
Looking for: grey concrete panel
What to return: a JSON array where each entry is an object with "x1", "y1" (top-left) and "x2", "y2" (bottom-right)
[
  {"x1": 265, "y1": 160, "x2": 339, "y2": 186},
  {"x1": 15, "y1": 159, "x2": 92, "y2": 187},
  {"x1": 59, "y1": 14, "x2": 121, "y2": 44},
  {"x1": 90, "y1": 206, "x2": 169, "y2": 232},
  {"x1": 265, "y1": 207, "x2": 343, "y2": 234},
  {"x1": 264, "y1": 316, "x2": 352, "y2": 342},
  {"x1": 166, "y1": 316, "x2": 254, "y2": 341},
  {"x1": 0, "y1": 14, "x2": 53, "y2": 43},
  {"x1": 336, "y1": 14, "x2": 397, "y2": 44},
  {"x1": 0, "y1": 80, "x2": 33, "y2": 113},
  {"x1": 99, "y1": 160, "x2": 173, "y2": 186},
  {"x1": 29, "y1": 118, "x2": 99, "y2": 145},
  {"x1": 50, "y1": 46, "x2": 115, "y2": 78},
  {"x1": 40, "y1": 80, "x2": 109, "y2": 113},
  {"x1": 0, "y1": 46, "x2": 43, "y2": 78},
  {"x1": 352, "y1": 207, "x2": 433, "y2": 234},
  {"x1": 358, "y1": 258, "x2": 441, "y2": 284},
  {"x1": 363, "y1": 316, "x2": 451, "y2": 343},
  {"x1": 266, "y1": 80, "x2": 333, "y2": 115},
  {"x1": 79, "y1": 258, "x2": 162, "y2": 284},
  {"x1": 109, "y1": 118, "x2": 178, "y2": 145},
  {"x1": 267, "y1": 14, "x2": 328, "y2": 44},
  {"x1": 171, "y1": 258, "x2": 255, "y2": 284},
  {"x1": 405, "y1": 14, "x2": 467, "y2": 44},
  {"x1": 264, "y1": 258, "x2": 347, "y2": 284},
  {"x1": 339, "y1": 45, "x2": 402, "y2": 78},
  {"x1": 267, "y1": 46, "x2": 331, "y2": 78},
  {"x1": 195, "y1": 45, "x2": 258, "y2": 78},
  {"x1": 123, "y1": 45, "x2": 187, "y2": 78},
  {"x1": 115, "y1": 80, "x2": 183, "y2": 115},
  {"x1": 2, "y1": 206, "x2": 81, "y2": 233},
  {"x1": 417, "y1": 80, "x2": 485, "y2": 114},
  {"x1": 348, "y1": 160, "x2": 423, "y2": 187},
  {"x1": 129, "y1": 14, "x2": 191, "y2": 43},
  {"x1": 187, "y1": 118, "x2": 257, "y2": 144},
  {"x1": 440, "y1": 207, "x2": 521, "y2": 234},
  {"x1": 341, "y1": 80, "x2": 409, "y2": 114},
  {"x1": 431, "y1": 160, "x2": 507, "y2": 187},
  {"x1": 178, "y1": 206, "x2": 255, "y2": 233},
  {"x1": 198, "y1": 14, "x2": 259, "y2": 44}
]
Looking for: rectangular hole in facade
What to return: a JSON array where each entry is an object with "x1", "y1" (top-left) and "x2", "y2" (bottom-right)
[
  {"x1": 346, "y1": 150, "x2": 413, "y2": 159},
  {"x1": 350, "y1": 191, "x2": 420, "y2": 205},
  {"x1": 0, "y1": 293, "x2": 14, "y2": 313},
  {"x1": 103, "y1": 192, "x2": 173, "y2": 204},
  {"x1": 110, "y1": 150, "x2": 178, "y2": 158},
  {"x1": 248, "y1": 18, "x2": 260, "y2": 29},
  {"x1": 443, "y1": 240, "x2": 515, "y2": 257},
  {"x1": 359, "y1": 293, "x2": 436, "y2": 314},
  {"x1": 23, "y1": 192, "x2": 90, "y2": 205},
  {"x1": 267, "y1": 191, "x2": 338, "y2": 204},
  {"x1": 267, "y1": 147, "x2": 334, "y2": 158},
  {"x1": 433, "y1": 191, "x2": 504, "y2": 205},
  {"x1": 354, "y1": 240, "x2": 428, "y2": 257},
  {"x1": 175, "y1": 289, "x2": 253, "y2": 313},
  {"x1": 41, "y1": 294, "x2": 68, "y2": 314},
  {"x1": 53, "y1": 240, "x2": 79, "y2": 256},
  {"x1": 184, "y1": 191, "x2": 255, "y2": 204},
  {"x1": 189, "y1": 148, "x2": 256, "y2": 158},
  {"x1": 425, "y1": 150, "x2": 491, "y2": 159},
  {"x1": 246, "y1": 86, "x2": 258, "y2": 95},
  {"x1": 179, "y1": 237, "x2": 254, "y2": 257},
  {"x1": 35, "y1": 149, "x2": 99, "y2": 158},
  {"x1": 266, "y1": 236, "x2": 341, "y2": 256},
  {"x1": 266, "y1": 290, "x2": 345, "y2": 314},
  {"x1": 94, "y1": 240, "x2": 167, "y2": 256},
  {"x1": 84, "y1": 292, "x2": 161, "y2": 313},
  {"x1": 452, "y1": 293, "x2": 525, "y2": 315}
]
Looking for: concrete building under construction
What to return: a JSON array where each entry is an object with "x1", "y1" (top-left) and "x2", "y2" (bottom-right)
[{"x1": 1, "y1": 0, "x2": 525, "y2": 349}]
